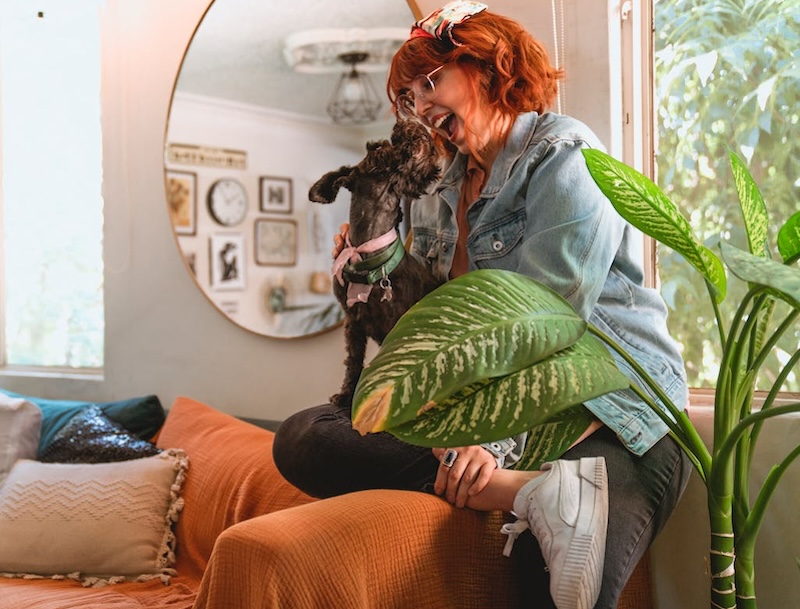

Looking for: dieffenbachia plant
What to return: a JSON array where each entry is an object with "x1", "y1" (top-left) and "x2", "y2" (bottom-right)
[
  {"x1": 351, "y1": 269, "x2": 626, "y2": 466},
  {"x1": 583, "y1": 148, "x2": 800, "y2": 609},
  {"x1": 351, "y1": 148, "x2": 800, "y2": 609}
]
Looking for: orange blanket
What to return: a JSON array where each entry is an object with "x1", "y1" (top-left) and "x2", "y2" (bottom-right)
[{"x1": 0, "y1": 397, "x2": 312, "y2": 609}]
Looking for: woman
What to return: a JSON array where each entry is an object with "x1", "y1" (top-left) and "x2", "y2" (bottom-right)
[{"x1": 273, "y1": 3, "x2": 691, "y2": 608}]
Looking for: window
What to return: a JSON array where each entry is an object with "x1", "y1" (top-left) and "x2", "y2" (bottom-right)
[
  {"x1": 652, "y1": 0, "x2": 799, "y2": 391},
  {"x1": 0, "y1": 0, "x2": 104, "y2": 370}
]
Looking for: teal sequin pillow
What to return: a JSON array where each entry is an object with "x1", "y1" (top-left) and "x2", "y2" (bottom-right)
[
  {"x1": 0, "y1": 390, "x2": 165, "y2": 456},
  {"x1": 39, "y1": 406, "x2": 161, "y2": 463}
]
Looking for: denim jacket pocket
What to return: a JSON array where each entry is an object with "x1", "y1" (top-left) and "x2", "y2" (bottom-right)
[
  {"x1": 471, "y1": 209, "x2": 526, "y2": 269},
  {"x1": 411, "y1": 227, "x2": 454, "y2": 281}
]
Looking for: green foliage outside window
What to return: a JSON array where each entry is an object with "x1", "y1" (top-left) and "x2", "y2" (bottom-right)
[{"x1": 654, "y1": 0, "x2": 800, "y2": 391}]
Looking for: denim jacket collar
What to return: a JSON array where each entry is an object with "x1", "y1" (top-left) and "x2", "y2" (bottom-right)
[{"x1": 437, "y1": 111, "x2": 541, "y2": 200}]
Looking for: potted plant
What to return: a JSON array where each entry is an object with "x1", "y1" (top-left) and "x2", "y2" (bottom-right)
[{"x1": 351, "y1": 150, "x2": 800, "y2": 609}]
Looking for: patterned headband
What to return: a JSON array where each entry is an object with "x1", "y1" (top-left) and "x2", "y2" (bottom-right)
[{"x1": 409, "y1": 1, "x2": 488, "y2": 47}]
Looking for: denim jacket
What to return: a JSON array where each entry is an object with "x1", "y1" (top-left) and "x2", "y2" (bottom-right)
[{"x1": 409, "y1": 112, "x2": 688, "y2": 457}]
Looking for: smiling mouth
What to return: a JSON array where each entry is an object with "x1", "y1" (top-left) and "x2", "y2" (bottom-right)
[{"x1": 432, "y1": 113, "x2": 457, "y2": 139}]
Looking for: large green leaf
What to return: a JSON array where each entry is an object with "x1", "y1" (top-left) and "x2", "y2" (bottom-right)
[
  {"x1": 512, "y1": 405, "x2": 596, "y2": 471},
  {"x1": 778, "y1": 210, "x2": 800, "y2": 263},
  {"x1": 729, "y1": 151, "x2": 777, "y2": 362},
  {"x1": 383, "y1": 333, "x2": 628, "y2": 447},
  {"x1": 721, "y1": 242, "x2": 800, "y2": 310},
  {"x1": 583, "y1": 148, "x2": 727, "y2": 301},
  {"x1": 729, "y1": 150, "x2": 769, "y2": 258},
  {"x1": 352, "y1": 270, "x2": 587, "y2": 434}
]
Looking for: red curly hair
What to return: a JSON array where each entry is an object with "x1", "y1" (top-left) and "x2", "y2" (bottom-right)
[{"x1": 387, "y1": 9, "x2": 563, "y2": 158}]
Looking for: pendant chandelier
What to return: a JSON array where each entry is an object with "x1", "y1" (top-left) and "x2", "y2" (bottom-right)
[
  {"x1": 283, "y1": 28, "x2": 407, "y2": 125},
  {"x1": 326, "y1": 52, "x2": 382, "y2": 125}
]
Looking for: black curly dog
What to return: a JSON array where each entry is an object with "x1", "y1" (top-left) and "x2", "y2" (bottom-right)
[{"x1": 310, "y1": 120, "x2": 443, "y2": 411}]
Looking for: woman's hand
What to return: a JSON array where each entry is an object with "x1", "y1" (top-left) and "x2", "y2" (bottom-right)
[
  {"x1": 332, "y1": 223, "x2": 349, "y2": 258},
  {"x1": 432, "y1": 445, "x2": 497, "y2": 508}
]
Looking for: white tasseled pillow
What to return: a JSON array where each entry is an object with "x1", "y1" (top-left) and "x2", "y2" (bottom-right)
[
  {"x1": 0, "y1": 392, "x2": 41, "y2": 486},
  {"x1": 0, "y1": 449, "x2": 188, "y2": 587}
]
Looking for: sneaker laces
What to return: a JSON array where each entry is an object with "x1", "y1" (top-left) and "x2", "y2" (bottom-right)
[{"x1": 500, "y1": 518, "x2": 530, "y2": 557}]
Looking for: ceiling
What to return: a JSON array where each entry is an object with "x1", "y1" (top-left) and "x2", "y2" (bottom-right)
[
  {"x1": 173, "y1": 0, "x2": 555, "y2": 124},
  {"x1": 174, "y1": 0, "x2": 420, "y2": 122}
]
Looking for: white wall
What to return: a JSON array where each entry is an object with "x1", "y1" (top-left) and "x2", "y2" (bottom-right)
[
  {"x1": 2, "y1": 0, "x2": 352, "y2": 421},
  {"x1": 1, "y1": 1, "x2": 797, "y2": 607}
]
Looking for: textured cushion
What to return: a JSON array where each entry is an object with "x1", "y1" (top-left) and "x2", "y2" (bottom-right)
[
  {"x1": 0, "y1": 450, "x2": 188, "y2": 586},
  {"x1": 0, "y1": 393, "x2": 41, "y2": 486},
  {"x1": 154, "y1": 396, "x2": 314, "y2": 579},
  {"x1": 39, "y1": 405, "x2": 161, "y2": 463},
  {"x1": 0, "y1": 390, "x2": 165, "y2": 454}
]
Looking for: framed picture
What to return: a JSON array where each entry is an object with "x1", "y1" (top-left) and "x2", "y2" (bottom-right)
[
  {"x1": 259, "y1": 176, "x2": 293, "y2": 214},
  {"x1": 255, "y1": 219, "x2": 297, "y2": 266},
  {"x1": 209, "y1": 233, "x2": 246, "y2": 291},
  {"x1": 165, "y1": 170, "x2": 197, "y2": 235},
  {"x1": 183, "y1": 251, "x2": 197, "y2": 276}
]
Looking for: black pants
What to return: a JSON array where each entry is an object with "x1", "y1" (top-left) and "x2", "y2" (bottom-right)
[{"x1": 273, "y1": 403, "x2": 692, "y2": 609}]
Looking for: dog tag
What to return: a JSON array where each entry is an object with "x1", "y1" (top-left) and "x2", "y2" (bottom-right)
[{"x1": 380, "y1": 277, "x2": 393, "y2": 302}]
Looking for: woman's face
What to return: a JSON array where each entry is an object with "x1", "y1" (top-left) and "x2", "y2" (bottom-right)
[{"x1": 410, "y1": 64, "x2": 494, "y2": 155}]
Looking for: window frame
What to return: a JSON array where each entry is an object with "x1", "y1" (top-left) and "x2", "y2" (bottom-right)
[
  {"x1": 626, "y1": 0, "x2": 799, "y2": 407},
  {"x1": 0, "y1": 0, "x2": 105, "y2": 378}
]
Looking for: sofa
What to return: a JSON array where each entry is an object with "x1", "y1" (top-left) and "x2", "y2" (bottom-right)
[{"x1": 0, "y1": 395, "x2": 653, "y2": 608}]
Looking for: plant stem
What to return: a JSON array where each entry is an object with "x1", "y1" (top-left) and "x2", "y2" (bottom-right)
[
  {"x1": 712, "y1": 403, "x2": 800, "y2": 489},
  {"x1": 735, "y1": 441, "x2": 800, "y2": 609},
  {"x1": 706, "y1": 277, "x2": 728, "y2": 346},
  {"x1": 742, "y1": 438, "x2": 800, "y2": 542},
  {"x1": 715, "y1": 289, "x2": 757, "y2": 446},
  {"x1": 627, "y1": 383, "x2": 707, "y2": 477},
  {"x1": 588, "y1": 325, "x2": 712, "y2": 476},
  {"x1": 708, "y1": 492, "x2": 737, "y2": 609},
  {"x1": 749, "y1": 308, "x2": 799, "y2": 377},
  {"x1": 747, "y1": 309, "x2": 800, "y2": 467}
]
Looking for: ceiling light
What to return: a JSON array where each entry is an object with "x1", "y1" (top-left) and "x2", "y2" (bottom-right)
[
  {"x1": 283, "y1": 28, "x2": 407, "y2": 124},
  {"x1": 283, "y1": 28, "x2": 407, "y2": 74},
  {"x1": 326, "y1": 52, "x2": 382, "y2": 125}
]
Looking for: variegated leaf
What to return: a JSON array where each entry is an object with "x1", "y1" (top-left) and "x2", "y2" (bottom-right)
[
  {"x1": 729, "y1": 150, "x2": 769, "y2": 258},
  {"x1": 721, "y1": 242, "x2": 800, "y2": 310},
  {"x1": 778, "y1": 210, "x2": 800, "y2": 263},
  {"x1": 583, "y1": 148, "x2": 726, "y2": 302},
  {"x1": 352, "y1": 270, "x2": 587, "y2": 434},
  {"x1": 512, "y1": 405, "x2": 596, "y2": 471},
  {"x1": 384, "y1": 333, "x2": 629, "y2": 447},
  {"x1": 751, "y1": 299, "x2": 776, "y2": 374}
]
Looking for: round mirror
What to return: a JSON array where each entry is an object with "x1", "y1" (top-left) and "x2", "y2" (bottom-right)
[{"x1": 164, "y1": 0, "x2": 414, "y2": 338}]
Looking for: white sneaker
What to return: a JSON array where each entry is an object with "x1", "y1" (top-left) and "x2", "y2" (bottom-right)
[{"x1": 500, "y1": 457, "x2": 608, "y2": 609}]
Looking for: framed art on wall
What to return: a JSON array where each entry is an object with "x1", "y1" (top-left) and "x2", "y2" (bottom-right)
[
  {"x1": 259, "y1": 176, "x2": 293, "y2": 214},
  {"x1": 165, "y1": 170, "x2": 197, "y2": 235},
  {"x1": 255, "y1": 219, "x2": 297, "y2": 266},
  {"x1": 209, "y1": 233, "x2": 246, "y2": 291},
  {"x1": 183, "y1": 251, "x2": 197, "y2": 276}
]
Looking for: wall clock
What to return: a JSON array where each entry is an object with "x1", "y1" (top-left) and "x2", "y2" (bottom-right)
[{"x1": 207, "y1": 177, "x2": 248, "y2": 226}]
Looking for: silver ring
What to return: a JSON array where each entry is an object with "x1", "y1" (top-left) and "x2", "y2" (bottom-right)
[{"x1": 442, "y1": 448, "x2": 458, "y2": 468}]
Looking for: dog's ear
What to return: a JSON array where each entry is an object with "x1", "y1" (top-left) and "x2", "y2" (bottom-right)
[{"x1": 309, "y1": 166, "x2": 354, "y2": 203}]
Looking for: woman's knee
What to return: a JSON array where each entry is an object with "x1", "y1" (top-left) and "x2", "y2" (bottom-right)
[{"x1": 272, "y1": 404, "x2": 345, "y2": 494}]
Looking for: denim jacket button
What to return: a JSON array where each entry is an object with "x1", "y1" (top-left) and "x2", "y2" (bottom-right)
[
  {"x1": 441, "y1": 243, "x2": 449, "y2": 252},
  {"x1": 492, "y1": 240, "x2": 503, "y2": 251}
]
